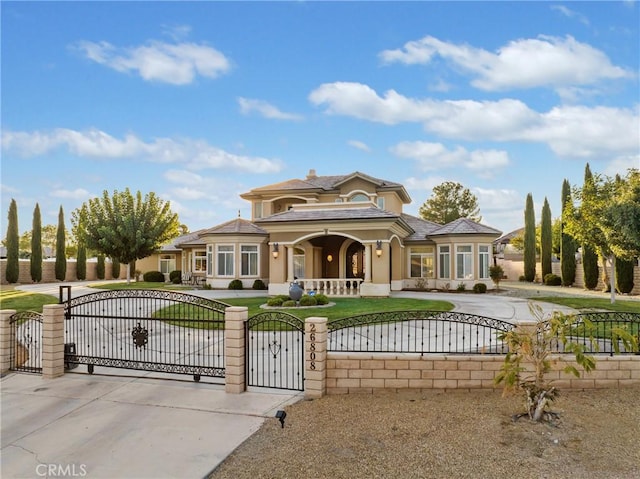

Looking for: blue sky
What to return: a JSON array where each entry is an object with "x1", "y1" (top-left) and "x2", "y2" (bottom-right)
[{"x1": 2, "y1": 1, "x2": 639, "y2": 238}]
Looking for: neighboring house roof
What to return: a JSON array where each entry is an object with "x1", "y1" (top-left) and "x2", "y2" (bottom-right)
[
  {"x1": 494, "y1": 227, "x2": 524, "y2": 244},
  {"x1": 254, "y1": 206, "x2": 401, "y2": 223},
  {"x1": 241, "y1": 170, "x2": 412, "y2": 203},
  {"x1": 200, "y1": 218, "x2": 268, "y2": 236},
  {"x1": 430, "y1": 218, "x2": 502, "y2": 236},
  {"x1": 401, "y1": 213, "x2": 442, "y2": 242}
]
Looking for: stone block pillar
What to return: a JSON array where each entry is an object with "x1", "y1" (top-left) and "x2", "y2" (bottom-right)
[
  {"x1": 305, "y1": 317, "x2": 328, "y2": 399},
  {"x1": 225, "y1": 306, "x2": 248, "y2": 394},
  {"x1": 42, "y1": 304, "x2": 65, "y2": 379},
  {"x1": 0, "y1": 309, "x2": 17, "y2": 375}
]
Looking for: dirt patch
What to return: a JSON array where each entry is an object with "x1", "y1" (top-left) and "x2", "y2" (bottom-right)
[{"x1": 209, "y1": 388, "x2": 639, "y2": 479}]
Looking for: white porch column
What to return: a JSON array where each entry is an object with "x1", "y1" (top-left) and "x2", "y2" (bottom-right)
[
  {"x1": 287, "y1": 246, "x2": 295, "y2": 282},
  {"x1": 364, "y1": 243, "x2": 372, "y2": 282}
]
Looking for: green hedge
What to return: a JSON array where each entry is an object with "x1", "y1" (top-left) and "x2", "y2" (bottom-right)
[{"x1": 143, "y1": 271, "x2": 165, "y2": 282}]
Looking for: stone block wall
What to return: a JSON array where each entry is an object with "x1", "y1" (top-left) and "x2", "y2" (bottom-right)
[
  {"x1": 325, "y1": 352, "x2": 640, "y2": 394},
  {"x1": 0, "y1": 259, "x2": 127, "y2": 285}
]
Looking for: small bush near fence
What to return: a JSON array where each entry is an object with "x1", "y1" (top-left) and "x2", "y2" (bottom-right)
[
  {"x1": 544, "y1": 273, "x2": 562, "y2": 286},
  {"x1": 228, "y1": 279, "x2": 243, "y2": 290},
  {"x1": 299, "y1": 295, "x2": 317, "y2": 306},
  {"x1": 473, "y1": 283, "x2": 487, "y2": 294},
  {"x1": 143, "y1": 271, "x2": 165, "y2": 282},
  {"x1": 169, "y1": 270, "x2": 182, "y2": 284}
]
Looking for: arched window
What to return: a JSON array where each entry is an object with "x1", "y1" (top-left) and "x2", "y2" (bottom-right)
[{"x1": 350, "y1": 193, "x2": 369, "y2": 202}]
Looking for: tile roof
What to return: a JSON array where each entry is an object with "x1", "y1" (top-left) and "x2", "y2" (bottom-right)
[
  {"x1": 401, "y1": 214, "x2": 442, "y2": 241},
  {"x1": 430, "y1": 218, "x2": 502, "y2": 236},
  {"x1": 255, "y1": 206, "x2": 401, "y2": 223},
  {"x1": 162, "y1": 228, "x2": 207, "y2": 250},
  {"x1": 201, "y1": 218, "x2": 268, "y2": 235}
]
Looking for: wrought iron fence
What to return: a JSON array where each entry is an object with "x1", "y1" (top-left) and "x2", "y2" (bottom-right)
[
  {"x1": 61, "y1": 288, "x2": 229, "y2": 381},
  {"x1": 328, "y1": 311, "x2": 515, "y2": 354},
  {"x1": 8, "y1": 311, "x2": 43, "y2": 373},
  {"x1": 246, "y1": 311, "x2": 305, "y2": 391},
  {"x1": 547, "y1": 312, "x2": 640, "y2": 355}
]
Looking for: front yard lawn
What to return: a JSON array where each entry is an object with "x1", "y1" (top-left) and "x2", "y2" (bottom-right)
[
  {"x1": 0, "y1": 289, "x2": 59, "y2": 313},
  {"x1": 536, "y1": 297, "x2": 640, "y2": 313}
]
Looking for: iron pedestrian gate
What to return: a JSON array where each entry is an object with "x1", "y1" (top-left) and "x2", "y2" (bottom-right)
[
  {"x1": 246, "y1": 311, "x2": 305, "y2": 391},
  {"x1": 60, "y1": 287, "x2": 229, "y2": 382},
  {"x1": 8, "y1": 311, "x2": 43, "y2": 373}
]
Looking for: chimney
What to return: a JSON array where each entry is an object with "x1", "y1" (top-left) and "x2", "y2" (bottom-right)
[{"x1": 307, "y1": 169, "x2": 317, "y2": 179}]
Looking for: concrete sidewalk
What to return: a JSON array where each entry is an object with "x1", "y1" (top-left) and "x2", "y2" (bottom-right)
[{"x1": 1, "y1": 372, "x2": 302, "y2": 479}]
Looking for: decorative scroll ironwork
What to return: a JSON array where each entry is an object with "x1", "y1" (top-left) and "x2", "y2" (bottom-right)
[
  {"x1": 547, "y1": 312, "x2": 640, "y2": 356},
  {"x1": 9, "y1": 311, "x2": 43, "y2": 373},
  {"x1": 328, "y1": 310, "x2": 516, "y2": 354},
  {"x1": 246, "y1": 311, "x2": 305, "y2": 391},
  {"x1": 62, "y1": 287, "x2": 226, "y2": 381}
]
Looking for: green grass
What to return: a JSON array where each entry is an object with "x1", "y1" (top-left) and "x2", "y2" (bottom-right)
[
  {"x1": 0, "y1": 289, "x2": 59, "y2": 313},
  {"x1": 535, "y1": 297, "x2": 640, "y2": 313}
]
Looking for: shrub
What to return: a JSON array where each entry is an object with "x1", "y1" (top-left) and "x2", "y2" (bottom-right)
[
  {"x1": 544, "y1": 273, "x2": 562, "y2": 286},
  {"x1": 456, "y1": 282, "x2": 466, "y2": 292},
  {"x1": 489, "y1": 265, "x2": 504, "y2": 290},
  {"x1": 282, "y1": 300, "x2": 297, "y2": 307},
  {"x1": 96, "y1": 255, "x2": 106, "y2": 280},
  {"x1": 143, "y1": 271, "x2": 165, "y2": 282},
  {"x1": 169, "y1": 270, "x2": 182, "y2": 283},
  {"x1": 299, "y1": 295, "x2": 317, "y2": 306},
  {"x1": 252, "y1": 279, "x2": 267, "y2": 290},
  {"x1": 518, "y1": 275, "x2": 526, "y2": 282},
  {"x1": 616, "y1": 258, "x2": 635, "y2": 294},
  {"x1": 5, "y1": 199, "x2": 19, "y2": 283},
  {"x1": 228, "y1": 279, "x2": 243, "y2": 290},
  {"x1": 473, "y1": 283, "x2": 487, "y2": 294},
  {"x1": 267, "y1": 297, "x2": 284, "y2": 307},
  {"x1": 111, "y1": 258, "x2": 121, "y2": 279},
  {"x1": 314, "y1": 294, "x2": 329, "y2": 305}
]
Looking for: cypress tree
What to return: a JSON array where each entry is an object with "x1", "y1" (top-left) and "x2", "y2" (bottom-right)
[
  {"x1": 76, "y1": 242, "x2": 87, "y2": 280},
  {"x1": 523, "y1": 193, "x2": 536, "y2": 282},
  {"x1": 560, "y1": 180, "x2": 576, "y2": 286},
  {"x1": 30, "y1": 203, "x2": 43, "y2": 282},
  {"x1": 97, "y1": 254, "x2": 106, "y2": 280},
  {"x1": 111, "y1": 257, "x2": 121, "y2": 279},
  {"x1": 5, "y1": 199, "x2": 20, "y2": 283},
  {"x1": 55, "y1": 205, "x2": 67, "y2": 281},
  {"x1": 615, "y1": 257, "x2": 634, "y2": 294},
  {"x1": 582, "y1": 245, "x2": 599, "y2": 289},
  {"x1": 541, "y1": 197, "x2": 552, "y2": 279}
]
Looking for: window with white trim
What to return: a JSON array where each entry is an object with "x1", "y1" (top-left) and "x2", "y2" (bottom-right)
[
  {"x1": 253, "y1": 201, "x2": 263, "y2": 219},
  {"x1": 293, "y1": 248, "x2": 305, "y2": 279},
  {"x1": 207, "y1": 245, "x2": 213, "y2": 276},
  {"x1": 479, "y1": 245, "x2": 490, "y2": 279},
  {"x1": 377, "y1": 197, "x2": 385, "y2": 209},
  {"x1": 159, "y1": 254, "x2": 176, "y2": 274},
  {"x1": 240, "y1": 245, "x2": 258, "y2": 276},
  {"x1": 217, "y1": 245, "x2": 234, "y2": 277},
  {"x1": 456, "y1": 245, "x2": 473, "y2": 279},
  {"x1": 193, "y1": 250, "x2": 207, "y2": 272},
  {"x1": 350, "y1": 193, "x2": 369, "y2": 202},
  {"x1": 410, "y1": 246, "x2": 434, "y2": 278},
  {"x1": 438, "y1": 245, "x2": 450, "y2": 279}
]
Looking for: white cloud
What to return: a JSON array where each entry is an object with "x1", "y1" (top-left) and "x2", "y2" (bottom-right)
[
  {"x1": 72, "y1": 38, "x2": 231, "y2": 85},
  {"x1": 168, "y1": 187, "x2": 209, "y2": 201},
  {"x1": 473, "y1": 187, "x2": 522, "y2": 212},
  {"x1": 309, "y1": 82, "x2": 640, "y2": 159},
  {"x1": 237, "y1": 97, "x2": 303, "y2": 121},
  {"x1": 50, "y1": 188, "x2": 94, "y2": 200},
  {"x1": 403, "y1": 175, "x2": 448, "y2": 191},
  {"x1": 1, "y1": 128, "x2": 283, "y2": 174},
  {"x1": 602, "y1": 154, "x2": 640, "y2": 176},
  {"x1": 551, "y1": 5, "x2": 590, "y2": 25},
  {"x1": 379, "y1": 35, "x2": 632, "y2": 92},
  {"x1": 163, "y1": 169, "x2": 205, "y2": 185},
  {"x1": 390, "y1": 141, "x2": 509, "y2": 178},
  {"x1": 347, "y1": 140, "x2": 371, "y2": 152},
  {"x1": 1, "y1": 183, "x2": 20, "y2": 194}
]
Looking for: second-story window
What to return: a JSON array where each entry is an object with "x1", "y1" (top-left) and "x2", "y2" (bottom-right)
[{"x1": 350, "y1": 193, "x2": 369, "y2": 202}]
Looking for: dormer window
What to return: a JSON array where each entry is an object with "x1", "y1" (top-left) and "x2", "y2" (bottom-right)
[{"x1": 350, "y1": 193, "x2": 369, "y2": 202}]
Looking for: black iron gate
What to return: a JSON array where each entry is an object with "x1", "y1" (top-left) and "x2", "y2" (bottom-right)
[
  {"x1": 60, "y1": 287, "x2": 229, "y2": 381},
  {"x1": 246, "y1": 311, "x2": 305, "y2": 391},
  {"x1": 8, "y1": 311, "x2": 43, "y2": 373}
]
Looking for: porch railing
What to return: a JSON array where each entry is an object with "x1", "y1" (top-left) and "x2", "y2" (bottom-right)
[{"x1": 297, "y1": 278, "x2": 363, "y2": 297}]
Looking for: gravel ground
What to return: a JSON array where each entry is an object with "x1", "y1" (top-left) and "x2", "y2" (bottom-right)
[{"x1": 209, "y1": 388, "x2": 640, "y2": 479}]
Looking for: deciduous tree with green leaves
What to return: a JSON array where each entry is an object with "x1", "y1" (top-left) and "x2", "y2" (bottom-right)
[
  {"x1": 55, "y1": 206, "x2": 67, "y2": 281},
  {"x1": 523, "y1": 193, "x2": 536, "y2": 282},
  {"x1": 5, "y1": 199, "x2": 19, "y2": 283},
  {"x1": 418, "y1": 181, "x2": 481, "y2": 224},
  {"x1": 72, "y1": 188, "x2": 180, "y2": 282},
  {"x1": 541, "y1": 197, "x2": 552, "y2": 279},
  {"x1": 30, "y1": 203, "x2": 43, "y2": 282}
]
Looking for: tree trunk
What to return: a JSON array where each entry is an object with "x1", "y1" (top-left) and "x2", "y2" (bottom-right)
[{"x1": 608, "y1": 255, "x2": 616, "y2": 304}]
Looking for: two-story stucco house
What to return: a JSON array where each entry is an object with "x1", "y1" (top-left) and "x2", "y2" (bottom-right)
[{"x1": 138, "y1": 170, "x2": 502, "y2": 297}]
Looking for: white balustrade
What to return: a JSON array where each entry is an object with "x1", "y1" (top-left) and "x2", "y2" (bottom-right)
[{"x1": 297, "y1": 278, "x2": 363, "y2": 297}]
